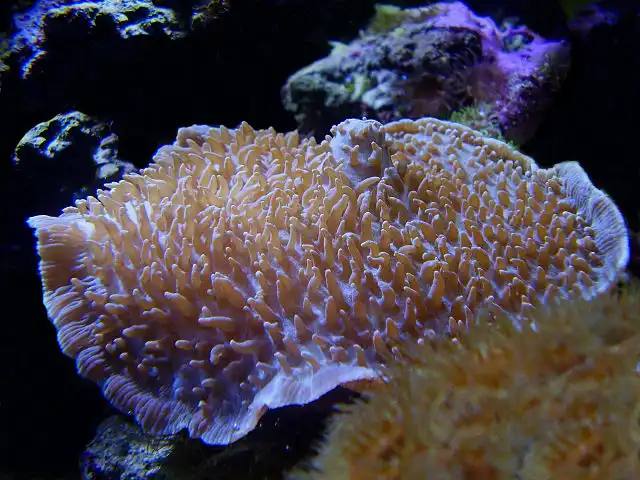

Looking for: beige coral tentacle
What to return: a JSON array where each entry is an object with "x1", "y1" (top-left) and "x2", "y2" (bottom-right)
[{"x1": 28, "y1": 117, "x2": 629, "y2": 445}]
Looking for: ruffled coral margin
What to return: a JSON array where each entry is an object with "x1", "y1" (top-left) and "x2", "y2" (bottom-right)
[
  {"x1": 28, "y1": 214, "x2": 379, "y2": 443},
  {"x1": 382, "y1": 118, "x2": 629, "y2": 297},
  {"x1": 553, "y1": 161, "x2": 629, "y2": 289},
  {"x1": 28, "y1": 214, "x2": 194, "y2": 436},
  {"x1": 27, "y1": 192, "x2": 380, "y2": 446}
]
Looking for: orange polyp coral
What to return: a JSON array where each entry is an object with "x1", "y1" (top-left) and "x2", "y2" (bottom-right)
[
  {"x1": 28, "y1": 117, "x2": 628, "y2": 445},
  {"x1": 296, "y1": 285, "x2": 640, "y2": 480}
]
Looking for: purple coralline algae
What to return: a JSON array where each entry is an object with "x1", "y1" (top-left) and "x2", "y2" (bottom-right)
[{"x1": 282, "y1": 2, "x2": 570, "y2": 145}]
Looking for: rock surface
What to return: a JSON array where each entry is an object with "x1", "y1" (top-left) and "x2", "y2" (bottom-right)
[
  {"x1": 282, "y1": 2, "x2": 570, "y2": 146},
  {"x1": 13, "y1": 110, "x2": 135, "y2": 215}
]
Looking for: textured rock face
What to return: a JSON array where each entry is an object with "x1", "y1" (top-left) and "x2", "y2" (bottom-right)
[
  {"x1": 282, "y1": 2, "x2": 570, "y2": 145},
  {"x1": 28, "y1": 116, "x2": 627, "y2": 446},
  {"x1": 13, "y1": 111, "x2": 135, "y2": 214},
  {"x1": 81, "y1": 415, "x2": 175, "y2": 480},
  {"x1": 13, "y1": 0, "x2": 186, "y2": 74}
]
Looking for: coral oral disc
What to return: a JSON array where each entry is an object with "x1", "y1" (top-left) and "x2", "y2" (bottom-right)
[{"x1": 28, "y1": 117, "x2": 628, "y2": 444}]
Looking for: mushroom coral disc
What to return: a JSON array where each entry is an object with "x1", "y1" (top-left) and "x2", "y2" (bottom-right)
[{"x1": 28, "y1": 117, "x2": 628, "y2": 445}]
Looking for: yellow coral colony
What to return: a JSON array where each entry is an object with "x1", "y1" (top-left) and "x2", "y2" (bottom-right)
[
  {"x1": 298, "y1": 286, "x2": 640, "y2": 480},
  {"x1": 27, "y1": 117, "x2": 628, "y2": 445}
]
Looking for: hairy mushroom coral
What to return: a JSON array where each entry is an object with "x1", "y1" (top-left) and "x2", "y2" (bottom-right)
[{"x1": 28, "y1": 117, "x2": 628, "y2": 445}]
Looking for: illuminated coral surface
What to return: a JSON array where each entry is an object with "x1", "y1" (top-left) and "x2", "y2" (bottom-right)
[{"x1": 28, "y1": 117, "x2": 628, "y2": 445}]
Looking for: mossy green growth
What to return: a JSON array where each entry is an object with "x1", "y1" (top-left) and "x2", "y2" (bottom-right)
[
  {"x1": 344, "y1": 74, "x2": 372, "y2": 100},
  {"x1": 449, "y1": 103, "x2": 517, "y2": 148},
  {"x1": 366, "y1": 4, "x2": 409, "y2": 34},
  {"x1": 365, "y1": 3, "x2": 442, "y2": 35},
  {"x1": 0, "y1": 33, "x2": 12, "y2": 88},
  {"x1": 328, "y1": 40, "x2": 350, "y2": 56},
  {"x1": 191, "y1": 0, "x2": 230, "y2": 29},
  {"x1": 558, "y1": 0, "x2": 602, "y2": 20}
]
